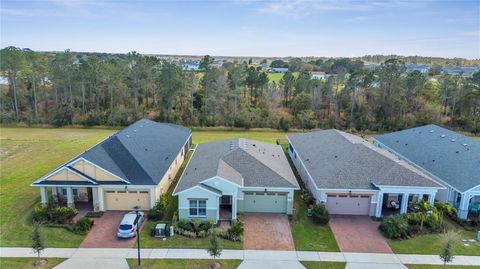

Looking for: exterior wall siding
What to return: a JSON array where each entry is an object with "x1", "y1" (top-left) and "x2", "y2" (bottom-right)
[{"x1": 178, "y1": 188, "x2": 219, "y2": 223}]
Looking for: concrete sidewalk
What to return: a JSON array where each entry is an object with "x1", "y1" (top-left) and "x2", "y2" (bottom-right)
[{"x1": 1, "y1": 247, "x2": 479, "y2": 266}]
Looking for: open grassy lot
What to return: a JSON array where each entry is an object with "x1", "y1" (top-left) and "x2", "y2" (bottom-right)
[
  {"x1": 0, "y1": 127, "x2": 293, "y2": 247},
  {"x1": 0, "y1": 258, "x2": 65, "y2": 269},
  {"x1": 0, "y1": 127, "x2": 114, "y2": 247},
  {"x1": 127, "y1": 259, "x2": 242, "y2": 269},
  {"x1": 290, "y1": 191, "x2": 340, "y2": 252},
  {"x1": 388, "y1": 219, "x2": 480, "y2": 256},
  {"x1": 301, "y1": 261, "x2": 346, "y2": 269},
  {"x1": 267, "y1": 72, "x2": 299, "y2": 83}
]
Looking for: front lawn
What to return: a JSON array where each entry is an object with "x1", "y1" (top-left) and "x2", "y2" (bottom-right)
[
  {"x1": 127, "y1": 259, "x2": 242, "y2": 269},
  {"x1": 388, "y1": 219, "x2": 480, "y2": 256},
  {"x1": 0, "y1": 258, "x2": 65, "y2": 269},
  {"x1": 301, "y1": 261, "x2": 346, "y2": 269},
  {"x1": 0, "y1": 127, "x2": 114, "y2": 247},
  {"x1": 290, "y1": 191, "x2": 340, "y2": 251}
]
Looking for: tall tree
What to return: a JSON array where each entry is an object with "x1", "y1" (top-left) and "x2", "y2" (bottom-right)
[{"x1": 0, "y1": 46, "x2": 26, "y2": 120}]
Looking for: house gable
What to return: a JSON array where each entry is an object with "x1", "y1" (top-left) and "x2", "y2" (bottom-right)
[
  {"x1": 68, "y1": 158, "x2": 126, "y2": 182},
  {"x1": 40, "y1": 167, "x2": 92, "y2": 183}
]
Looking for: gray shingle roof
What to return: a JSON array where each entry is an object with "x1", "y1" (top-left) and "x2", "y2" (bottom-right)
[
  {"x1": 174, "y1": 138, "x2": 299, "y2": 194},
  {"x1": 74, "y1": 119, "x2": 191, "y2": 185},
  {"x1": 374, "y1": 124, "x2": 480, "y2": 192},
  {"x1": 288, "y1": 130, "x2": 441, "y2": 190}
]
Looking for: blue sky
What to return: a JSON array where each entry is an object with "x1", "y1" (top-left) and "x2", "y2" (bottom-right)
[{"x1": 1, "y1": 0, "x2": 479, "y2": 58}]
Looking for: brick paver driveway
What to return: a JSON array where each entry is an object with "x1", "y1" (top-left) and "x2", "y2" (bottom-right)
[
  {"x1": 80, "y1": 211, "x2": 143, "y2": 248},
  {"x1": 243, "y1": 213, "x2": 295, "y2": 250},
  {"x1": 329, "y1": 215, "x2": 392, "y2": 253}
]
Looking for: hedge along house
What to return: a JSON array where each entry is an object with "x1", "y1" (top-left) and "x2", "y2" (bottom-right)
[
  {"x1": 373, "y1": 124, "x2": 480, "y2": 219},
  {"x1": 173, "y1": 138, "x2": 299, "y2": 223},
  {"x1": 288, "y1": 130, "x2": 443, "y2": 218},
  {"x1": 32, "y1": 119, "x2": 192, "y2": 212}
]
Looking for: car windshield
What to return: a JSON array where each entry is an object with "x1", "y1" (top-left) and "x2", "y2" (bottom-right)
[{"x1": 119, "y1": 224, "x2": 132, "y2": 230}]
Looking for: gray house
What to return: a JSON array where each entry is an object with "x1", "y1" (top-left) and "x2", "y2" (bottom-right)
[
  {"x1": 373, "y1": 124, "x2": 480, "y2": 219},
  {"x1": 173, "y1": 139, "x2": 299, "y2": 223},
  {"x1": 288, "y1": 130, "x2": 442, "y2": 217},
  {"x1": 32, "y1": 119, "x2": 192, "y2": 211}
]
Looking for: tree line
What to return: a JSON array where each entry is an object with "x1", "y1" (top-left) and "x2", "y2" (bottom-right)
[{"x1": 1, "y1": 46, "x2": 479, "y2": 133}]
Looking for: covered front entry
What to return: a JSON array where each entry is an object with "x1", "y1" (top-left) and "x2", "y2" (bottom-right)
[
  {"x1": 243, "y1": 191, "x2": 287, "y2": 213},
  {"x1": 104, "y1": 190, "x2": 150, "y2": 210},
  {"x1": 326, "y1": 193, "x2": 371, "y2": 215}
]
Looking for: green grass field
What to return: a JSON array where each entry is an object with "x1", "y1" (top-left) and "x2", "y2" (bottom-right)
[
  {"x1": 290, "y1": 191, "x2": 340, "y2": 252},
  {"x1": 387, "y1": 219, "x2": 480, "y2": 256},
  {"x1": 267, "y1": 72, "x2": 299, "y2": 83},
  {"x1": 0, "y1": 258, "x2": 65, "y2": 269},
  {"x1": 127, "y1": 259, "x2": 242, "y2": 269},
  {"x1": 0, "y1": 127, "x2": 292, "y2": 247}
]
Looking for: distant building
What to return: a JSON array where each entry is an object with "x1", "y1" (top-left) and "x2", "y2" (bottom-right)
[
  {"x1": 182, "y1": 62, "x2": 200, "y2": 71},
  {"x1": 270, "y1": 67, "x2": 288, "y2": 73},
  {"x1": 406, "y1": 64, "x2": 430, "y2": 74},
  {"x1": 441, "y1": 66, "x2": 480, "y2": 77},
  {"x1": 311, "y1": 71, "x2": 326, "y2": 80}
]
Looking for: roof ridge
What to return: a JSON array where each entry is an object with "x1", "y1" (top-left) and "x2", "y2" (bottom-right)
[{"x1": 103, "y1": 136, "x2": 155, "y2": 184}]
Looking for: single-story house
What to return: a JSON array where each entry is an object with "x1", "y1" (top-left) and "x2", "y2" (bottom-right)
[
  {"x1": 373, "y1": 124, "x2": 480, "y2": 219},
  {"x1": 32, "y1": 119, "x2": 192, "y2": 211},
  {"x1": 288, "y1": 130, "x2": 443, "y2": 218},
  {"x1": 311, "y1": 71, "x2": 326, "y2": 80},
  {"x1": 173, "y1": 138, "x2": 299, "y2": 223}
]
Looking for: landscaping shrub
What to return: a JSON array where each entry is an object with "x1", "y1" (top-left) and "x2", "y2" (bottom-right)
[
  {"x1": 148, "y1": 194, "x2": 178, "y2": 221},
  {"x1": 301, "y1": 191, "x2": 314, "y2": 206},
  {"x1": 379, "y1": 215, "x2": 409, "y2": 239},
  {"x1": 148, "y1": 200, "x2": 165, "y2": 221},
  {"x1": 228, "y1": 220, "x2": 244, "y2": 238},
  {"x1": 50, "y1": 207, "x2": 78, "y2": 224},
  {"x1": 311, "y1": 204, "x2": 330, "y2": 225},
  {"x1": 85, "y1": 211, "x2": 104, "y2": 218},
  {"x1": 73, "y1": 218, "x2": 93, "y2": 235},
  {"x1": 32, "y1": 205, "x2": 78, "y2": 224}
]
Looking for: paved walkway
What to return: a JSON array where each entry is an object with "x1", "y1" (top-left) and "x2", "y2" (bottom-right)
[
  {"x1": 329, "y1": 216, "x2": 392, "y2": 253},
  {"x1": 1, "y1": 247, "x2": 480, "y2": 267},
  {"x1": 243, "y1": 213, "x2": 295, "y2": 250}
]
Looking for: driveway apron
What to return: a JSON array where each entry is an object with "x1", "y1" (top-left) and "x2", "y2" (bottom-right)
[{"x1": 243, "y1": 213, "x2": 295, "y2": 251}]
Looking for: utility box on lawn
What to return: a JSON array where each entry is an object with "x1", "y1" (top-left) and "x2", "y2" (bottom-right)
[{"x1": 155, "y1": 223, "x2": 166, "y2": 238}]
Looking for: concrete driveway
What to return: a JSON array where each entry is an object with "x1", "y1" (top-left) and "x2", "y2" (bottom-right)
[
  {"x1": 80, "y1": 211, "x2": 143, "y2": 248},
  {"x1": 329, "y1": 215, "x2": 392, "y2": 253},
  {"x1": 243, "y1": 213, "x2": 295, "y2": 250}
]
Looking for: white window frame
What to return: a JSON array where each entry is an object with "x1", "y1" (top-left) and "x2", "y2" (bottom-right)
[{"x1": 189, "y1": 199, "x2": 207, "y2": 217}]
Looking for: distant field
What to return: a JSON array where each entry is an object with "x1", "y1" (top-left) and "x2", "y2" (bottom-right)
[
  {"x1": 267, "y1": 71, "x2": 299, "y2": 83},
  {"x1": 0, "y1": 126, "x2": 293, "y2": 247}
]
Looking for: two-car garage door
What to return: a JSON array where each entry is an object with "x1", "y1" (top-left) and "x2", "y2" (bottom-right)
[
  {"x1": 243, "y1": 192, "x2": 287, "y2": 213},
  {"x1": 104, "y1": 190, "x2": 150, "y2": 210},
  {"x1": 326, "y1": 194, "x2": 371, "y2": 215}
]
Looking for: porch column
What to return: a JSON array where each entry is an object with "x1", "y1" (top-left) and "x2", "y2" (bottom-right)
[
  {"x1": 51, "y1": 187, "x2": 58, "y2": 202},
  {"x1": 92, "y1": 187, "x2": 99, "y2": 212},
  {"x1": 458, "y1": 193, "x2": 469, "y2": 220},
  {"x1": 40, "y1": 187, "x2": 48, "y2": 207},
  {"x1": 66, "y1": 187, "x2": 74, "y2": 208},
  {"x1": 428, "y1": 193, "x2": 435, "y2": 204},
  {"x1": 232, "y1": 195, "x2": 237, "y2": 220},
  {"x1": 375, "y1": 191, "x2": 383, "y2": 218},
  {"x1": 400, "y1": 193, "x2": 409, "y2": 214}
]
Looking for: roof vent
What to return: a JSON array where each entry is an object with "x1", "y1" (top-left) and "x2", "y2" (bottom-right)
[
  {"x1": 441, "y1": 134, "x2": 446, "y2": 138},
  {"x1": 405, "y1": 143, "x2": 408, "y2": 146},
  {"x1": 429, "y1": 130, "x2": 434, "y2": 133},
  {"x1": 432, "y1": 159, "x2": 435, "y2": 162},
  {"x1": 450, "y1": 139, "x2": 456, "y2": 142},
  {"x1": 334, "y1": 155, "x2": 338, "y2": 158},
  {"x1": 463, "y1": 143, "x2": 468, "y2": 147},
  {"x1": 396, "y1": 140, "x2": 399, "y2": 143},
  {"x1": 252, "y1": 144, "x2": 256, "y2": 147},
  {"x1": 133, "y1": 129, "x2": 137, "y2": 132},
  {"x1": 126, "y1": 134, "x2": 130, "y2": 138},
  {"x1": 140, "y1": 125, "x2": 143, "y2": 128},
  {"x1": 455, "y1": 151, "x2": 459, "y2": 154}
]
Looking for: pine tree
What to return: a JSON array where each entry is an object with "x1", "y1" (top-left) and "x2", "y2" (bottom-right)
[{"x1": 440, "y1": 241, "x2": 453, "y2": 269}]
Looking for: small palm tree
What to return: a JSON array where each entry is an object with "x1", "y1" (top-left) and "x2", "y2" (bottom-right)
[{"x1": 415, "y1": 200, "x2": 433, "y2": 231}]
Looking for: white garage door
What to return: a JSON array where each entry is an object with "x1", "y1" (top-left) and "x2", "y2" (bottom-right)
[
  {"x1": 326, "y1": 194, "x2": 371, "y2": 215},
  {"x1": 243, "y1": 192, "x2": 287, "y2": 213},
  {"x1": 104, "y1": 190, "x2": 150, "y2": 210}
]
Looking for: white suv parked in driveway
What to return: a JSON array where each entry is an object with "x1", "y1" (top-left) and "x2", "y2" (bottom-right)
[{"x1": 116, "y1": 211, "x2": 144, "y2": 238}]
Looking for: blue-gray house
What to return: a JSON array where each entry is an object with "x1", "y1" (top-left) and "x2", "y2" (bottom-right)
[{"x1": 373, "y1": 124, "x2": 480, "y2": 219}]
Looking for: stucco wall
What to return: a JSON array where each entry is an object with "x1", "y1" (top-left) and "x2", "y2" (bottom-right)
[{"x1": 178, "y1": 187, "x2": 219, "y2": 222}]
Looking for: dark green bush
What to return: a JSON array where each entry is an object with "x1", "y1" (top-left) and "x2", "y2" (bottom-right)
[
  {"x1": 379, "y1": 215, "x2": 409, "y2": 239},
  {"x1": 311, "y1": 204, "x2": 330, "y2": 225},
  {"x1": 302, "y1": 191, "x2": 314, "y2": 205},
  {"x1": 85, "y1": 211, "x2": 104, "y2": 218},
  {"x1": 50, "y1": 207, "x2": 78, "y2": 223},
  {"x1": 73, "y1": 218, "x2": 93, "y2": 235},
  {"x1": 148, "y1": 200, "x2": 165, "y2": 221}
]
